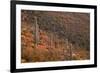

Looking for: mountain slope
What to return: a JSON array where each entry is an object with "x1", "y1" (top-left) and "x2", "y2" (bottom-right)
[{"x1": 21, "y1": 10, "x2": 90, "y2": 63}]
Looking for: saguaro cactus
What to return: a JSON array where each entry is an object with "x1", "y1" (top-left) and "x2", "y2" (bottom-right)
[{"x1": 34, "y1": 16, "x2": 39, "y2": 49}]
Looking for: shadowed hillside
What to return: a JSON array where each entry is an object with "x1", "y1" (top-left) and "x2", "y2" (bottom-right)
[{"x1": 21, "y1": 10, "x2": 90, "y2": 63}]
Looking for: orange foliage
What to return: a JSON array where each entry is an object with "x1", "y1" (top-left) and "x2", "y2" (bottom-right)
[{"x1": 21, "y1": 10, "x2": 90, "y2": 63}]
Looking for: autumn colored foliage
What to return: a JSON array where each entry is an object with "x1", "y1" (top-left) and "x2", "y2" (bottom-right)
[{"x1": 21, "y1": 10, "x2": 90, "y2": 63}]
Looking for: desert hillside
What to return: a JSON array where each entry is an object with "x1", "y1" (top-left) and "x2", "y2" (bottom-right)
[{"x1": 21, "y1": 10, "x2": 90, "y2": 63}]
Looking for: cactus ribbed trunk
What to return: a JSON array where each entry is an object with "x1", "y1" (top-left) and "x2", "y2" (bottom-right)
[{"x1": 34, "y1": 16, "x2": 39, "y2": 49}]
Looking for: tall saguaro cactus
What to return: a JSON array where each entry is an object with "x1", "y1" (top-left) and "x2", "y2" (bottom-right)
[{"x1": 34, "y1": 16, "x2": 39, "y2": 49}]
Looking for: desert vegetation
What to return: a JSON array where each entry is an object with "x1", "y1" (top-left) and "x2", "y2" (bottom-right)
[{"x1": 21, "y1": 10, "x2": 90, "y2": 63}]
